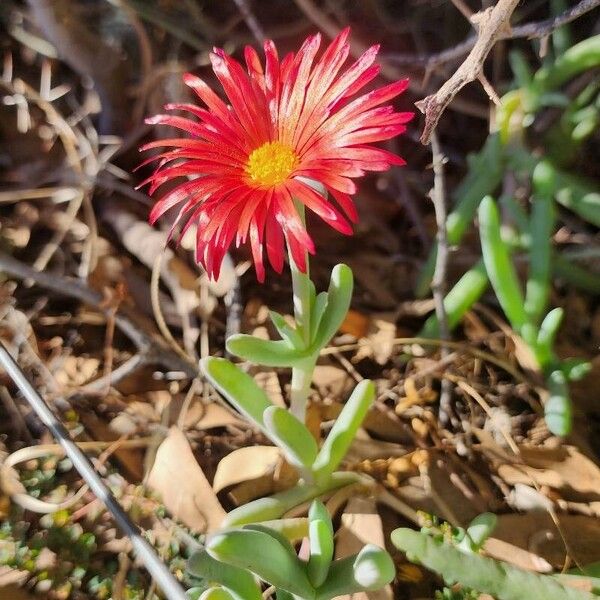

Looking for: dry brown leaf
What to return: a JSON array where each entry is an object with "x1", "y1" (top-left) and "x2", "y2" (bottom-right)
[
  {"x1": 427, "y1": 454, "x2": 484, "y2": 526},
  {"x1": 355, "y1": 313, "x2": 397, "y2": 365},
  {"x1": 212, "y1": 446, "x2": 280, "y2": 494},
  {"x1": 497, "y1": 446, "x2": 600, "y2": 501},
  {"x1": 146, "y1": 427, "x2": 226, "y2": 532},
  {"x1": 195, "y1": 403, "x2": 246, "y2": 430},
  {"x1": 483, "y1": 537, "x2": 553, "y2": 573},
  {"x1": 335, "y1": 497, "x2": 392, "y2": 600},
  {"x1": 493, "y1": 513, "x2": 600, "y2": 568},
  {"x1": 340, "y1": 309, "x2": 370, "y2": 338},
  {"x1": 313, "y1": 366, "x2": 353, "y2": 399},
  {"x1": 363, "y1": 407, "x2": 413, "y2": 444},
  {"x1": 254, "y1": 371, "x2": 285, "y2": 407}
]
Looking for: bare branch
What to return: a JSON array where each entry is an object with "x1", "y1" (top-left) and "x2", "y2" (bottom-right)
[
  {"x1": 386, "y1": 0, "x2": 600, "y2": 68},
  {"x1": 416, "y1": 0, "x2": 520, "y2": 144}
]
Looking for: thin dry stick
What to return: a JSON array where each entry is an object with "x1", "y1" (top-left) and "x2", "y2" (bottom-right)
[
  {"x1": 429, "y1": 132, "x2": 453, "y2": 425},
  {"x1": 232, "y1": 0, "x2": 266, "y2": 42},
  {"x1": 150, "y1": 251, "x2": 191, "y2": 361},
  {"x1": 320, "y1": 337, "x2": 526, "y2": 384},
  {"x1": 416, "y1": 0, "x2": 520, "y2": 144},
  {"x1": 385, "y1": 0, "x2": 600, "y2": 68}
]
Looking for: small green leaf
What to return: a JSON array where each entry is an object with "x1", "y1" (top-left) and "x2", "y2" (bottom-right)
[
  {"x1": 201, "y1": 357, "x2": 272, "y2": 432},
  {"x1": 187, "y1": 550, "x2": 262, "y2": 600},
  {"x1": 309, "y1": 499, "x2": 333, "y2": 536},
  {"x1": 545, "y1": 369, "x2": 572, "y2": 436},
  {"x1": 307, "y1": 501, "x2": 334, "y2": 587},
  {"x1": 421, "y1": 260, "x2": 488, "y2": 337},
  {"x1": 310, "y1": 292, "x2": 329, "y2": 340},
  {"x1": 199, "y1": 588, "x2": 236, "y2": 600},
  {"x1": 457, "y1": 513, "x2": 497, "y2": 553},
  {"x1": 479, "y1": 196, "x2": 527, "y2": 331},
  {"x1": 536, "y1": 307, "x2": 563, "y2": 368},
  {"x1": 316, "y1": 545, "x2": 395, "y2": 600},
  {"x1": 226, "y1": 335, "x2": 308, "y2": 367},
  {"x1": 263, "y1": 406, "x2": 319, "y2": 472},
  {"x1": 312, "y1": 380, "x2": 375, "y2": 483},
  {"x1": 223, "y1": 472, "x2": 359, "y2": 526},
  {"x1": 311, "y1": 264, "x2": 353, "y2": 350},
  {"x1": 561, "y1": 358, "x2": 591, "y2": 382},
  {"x1": 207, "y1": 528, "x2": 315, "y2": 598},
  {"x1": 525, "y1": 162, "x2": 556, "y2": 324},
  {"x1": 269, "y1": 311, "x2": 304, "y2": 349}
]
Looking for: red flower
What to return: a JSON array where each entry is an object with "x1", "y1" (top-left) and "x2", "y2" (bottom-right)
[{"x1": 140, "y1": 28, "x2": 412, "y2": 281}]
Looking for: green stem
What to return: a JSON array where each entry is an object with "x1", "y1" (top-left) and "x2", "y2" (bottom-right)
[{"x1": 288, "y1": 203, "x2": 316, "y2": 423}]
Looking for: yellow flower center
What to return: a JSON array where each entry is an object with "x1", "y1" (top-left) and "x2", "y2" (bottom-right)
[{"x1": 246, "y1": 141, "x2": 297, "y2": 187}]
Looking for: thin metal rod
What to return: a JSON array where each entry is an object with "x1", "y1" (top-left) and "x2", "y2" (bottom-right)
[{"x1": 0, "y1": 341, "x2": 188, "y2": 600}]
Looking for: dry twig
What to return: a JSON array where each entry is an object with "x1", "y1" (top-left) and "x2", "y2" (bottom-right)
[{"x1": 416, "y1": 0, "x2": 520, "y2": 144}]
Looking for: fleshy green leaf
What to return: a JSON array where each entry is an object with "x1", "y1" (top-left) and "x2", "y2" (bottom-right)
[
  {"x1": 207, "y1": 528, "x2": 315, "y2": 598},
  {"x1": 309, "y1": 499, "x2": 333, "y2": 536},
  {"x1": 310, "y1": 291, "x2": 329, "y2": 340},
  {"x1": 222, "y1": 472, "x2": 359, "y2": 527},
  {"x1": 561, "y1": 358, "x2": 591, "y2": 382},
  {"x1": 311, "y1": 264, "x2": 353, "y2": 350},
  {"x1": 263, "y1": 405, "x2": 318, "y2": 472},
  {"x1": 187, "y1": 550, "x2": 262, "y2": 600},
  {"x1": 312, "y1": 380, "x2": 375, "y2": 483},
  {"x1": 226, "y1": 335, "x2": 308, "y2": 367},
  {"x1": 316, "y1": 545, "x2": 395, "y2": 600},
  {"x1": 269, "y1": 311, "x2": 304, "y2": 349},
  {"x1": 307, "y1": 501, "x2": 334, "y2": 587},
  {"x1": 536, "y1": 307, "x2": 563, "y2": 367},
  {"x1": 457, "y1": 513, "x2": 497, "y2": 553},
  {"x1": 525, "y1": 162, "x2": 556, "y2": 324},
  {"x1": 545, "y1": 369, "x2": 572, "y2": 436},
  {"x1": 199, "y1": 588, "x2": 236, "y2": 600},
  {"x1": 478, "y1": 196, "x2": 527, "y2": 331},
  {"x1": 201, "y1": 357, "x2": 272, "y2": 432},
  {"x1": 391, "y1": 528, "x2": 593, "y2": 600},
  {"x1": 421, "y1": 260, "x2": 488, "y2": 337}
]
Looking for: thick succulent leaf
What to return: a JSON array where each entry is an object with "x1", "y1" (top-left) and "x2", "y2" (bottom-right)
[
  {"x1": 309, "y1": 500, "x2": 333, "y2": 536},
  {"x1": 269, "y1": 310, "x2": 304, "y2": 349},
  {"x1": 316, "y1": 545, "x2": 395, "y2": 600},
  {"x1": 311, "y1": 264, "x2": 353, "y2": 350},
  {"x1": 187, "y1": 550, "x2": 262, "y2": 600},
  {"x1": 536, "y1": 307, "x2": 563, "y2": 367},
  {"x1": 310, "y1": 291, "x2": 329, "y2": 340},
  {"x1": 525, "y1": 161, "x2": 555, "y2": 324},
  {"x1": 478, "y1": 196, "x2": 527, "y2": 331},
  {"x1": 222, "y1": 472, "x2": 359, "y2": 527},
  {"x1": 199, "y1": 588, "x2": 236, "y2": 600},
  {"x1": 308, "y1": 519, "x2": 334, "y2": 588},
  {"x1": 421, "y1": 260, "x2": 488, "y2": 337},
  {"x1": 545, "y1": 369, "x2": 572, "y2": 436},
  {"x1": 263, "y1": 405, "x2": 318, "y2": 471},
  {"x1": 200, "y1": 357, "x2": 272, "y2": 432},
  {"x1": 312, "y1": 380, "x2": 375, "y2": 483},
  {"x1": 391, "y1": 528, "x2": 594, "y2": 600},
  {"x1": 207, "y1": 528, "x2": 315, "y2": 598},
  {"x1": 226, "y1": 335, "x2": 309, "y2": 367},
  {"x1": 457, "y1": 513, "x2": 497, "y2": 553}
]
